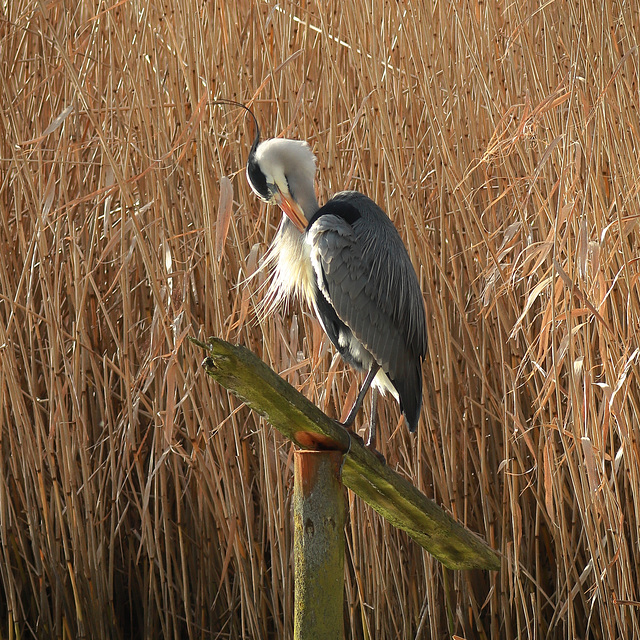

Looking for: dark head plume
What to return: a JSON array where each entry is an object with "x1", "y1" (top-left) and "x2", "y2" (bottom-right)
[
  {"x1": 213, "y1": 99, "x2": 268, "y2": 199},
  {"x1": 213, "y1": 98, "x2": 260, "y2": 149}
]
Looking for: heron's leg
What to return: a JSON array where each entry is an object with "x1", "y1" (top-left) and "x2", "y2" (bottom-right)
[
  {"x1": 365, "y1": 389, "x2": 386, "y2": 463},
  {"x1": 365, "y1": 388, "x2": 378, "y2": 448},
  {"x1": 341, "y1": 362, "x2": 380, "y2": 428}
]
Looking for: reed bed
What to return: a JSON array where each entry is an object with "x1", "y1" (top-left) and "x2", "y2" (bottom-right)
[{"x1": 1, "y1": 0, "x2": 639, "y2": 638}]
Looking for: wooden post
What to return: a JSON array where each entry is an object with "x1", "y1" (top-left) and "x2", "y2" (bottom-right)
[
  {"x1": 293, "y1": 450, "x2": 345, "y2": 639},
  {"x1": 196, "y1": 336, "x2": 500, "y2": 571}
]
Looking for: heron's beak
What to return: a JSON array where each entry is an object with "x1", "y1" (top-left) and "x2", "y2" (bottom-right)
[{"x1": 275, "y1": 190, "x2": 308, "y2": 232}]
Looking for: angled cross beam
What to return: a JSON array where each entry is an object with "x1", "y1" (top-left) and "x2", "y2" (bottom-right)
[{"x1": 193, "y1": 336, "x2": 500, "y2": 571}]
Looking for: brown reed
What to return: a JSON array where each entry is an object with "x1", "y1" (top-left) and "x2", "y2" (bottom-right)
[{"x1": 1, "y1": 0, "x2": 639, "y2": 638}]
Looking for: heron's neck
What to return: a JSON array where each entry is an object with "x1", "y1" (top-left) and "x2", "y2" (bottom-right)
[
  {"x1": 273, "y1": 216, "x2": 315, "y2": 305},
  {"x1": 298, "y1": 185, "x2": 320, "y2": 221}
]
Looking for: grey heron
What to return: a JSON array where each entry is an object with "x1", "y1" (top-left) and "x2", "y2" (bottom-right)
[{"x1": 233, "y1": 104, "x2": 427, "y2": 449}]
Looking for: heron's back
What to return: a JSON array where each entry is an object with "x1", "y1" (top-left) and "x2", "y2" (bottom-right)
[{"x1": 306, "y1": 191, "x2": 427, "y2": 430}]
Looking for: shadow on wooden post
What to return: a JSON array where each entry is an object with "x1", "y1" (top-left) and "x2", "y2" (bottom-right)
[{"x1": 192, "y1": 336, "x2": 500, "y2": 571}]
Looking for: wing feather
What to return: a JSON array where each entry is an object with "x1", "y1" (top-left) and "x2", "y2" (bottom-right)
[{"x1": 306, "y1": 192, "x2": 427, "y2": 429}]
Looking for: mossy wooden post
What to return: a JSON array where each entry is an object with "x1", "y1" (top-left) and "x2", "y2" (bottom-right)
[
  {"x1": 194, "y1": 336, "x2": 501, "y2": 572},
  {"x1": 293, "y1": 450, "x2": 345, "y2": 639}
]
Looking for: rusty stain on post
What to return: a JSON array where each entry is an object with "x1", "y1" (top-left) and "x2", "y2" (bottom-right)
[{"x1": 293, "y1": 450, "x2": 345, "y2": 640}]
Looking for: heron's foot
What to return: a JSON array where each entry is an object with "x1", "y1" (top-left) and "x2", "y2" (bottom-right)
[
  {"x1": 335, "y1": 419, "x2": 386, "y2": 463},
  {"x1": 337, "y1": 419, "x2": 365, "y2": 444},
  {"x1": 365, "y1": 442, "x2": 386, "y2": 464}
]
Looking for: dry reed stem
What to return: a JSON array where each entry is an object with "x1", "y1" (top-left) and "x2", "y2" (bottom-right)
[{"x1": 1, "y1": 0, "x2": 639, "y2": 638}]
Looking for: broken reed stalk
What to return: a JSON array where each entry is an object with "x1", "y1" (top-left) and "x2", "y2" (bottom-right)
[{"x1": 194, "y1": 336, "x2": 501, "y2": 572}]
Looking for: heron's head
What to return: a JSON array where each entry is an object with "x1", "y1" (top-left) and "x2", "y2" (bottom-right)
[{"x1": 247, "y1": 138, "x2": 318, "y2": 232}]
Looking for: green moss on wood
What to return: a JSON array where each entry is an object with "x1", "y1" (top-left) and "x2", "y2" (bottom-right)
[{"x1": 194, "y1": 336, "x2": 500, "y2": 571}]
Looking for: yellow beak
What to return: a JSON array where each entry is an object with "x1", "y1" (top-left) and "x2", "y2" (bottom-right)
[{"x1": 275, "y1": 190, "x2": 308, "y2": 232}]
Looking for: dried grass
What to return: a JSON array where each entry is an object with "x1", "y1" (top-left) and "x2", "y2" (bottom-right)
[{"x1": 1, "y1": 0, "x2": 640, "y2": 638}]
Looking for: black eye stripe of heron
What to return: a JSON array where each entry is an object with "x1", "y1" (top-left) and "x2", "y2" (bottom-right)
[{"x1": 224, "y1": 101, "x2": 427, "y2": 449}]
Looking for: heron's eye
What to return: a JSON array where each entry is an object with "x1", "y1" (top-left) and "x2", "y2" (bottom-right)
[
  {"x1": 267, "y1": 183, "x2": 280, "y2": 203},
  {"x1": 247, "y1": 156, "x2": 269, "y2": 200}
]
